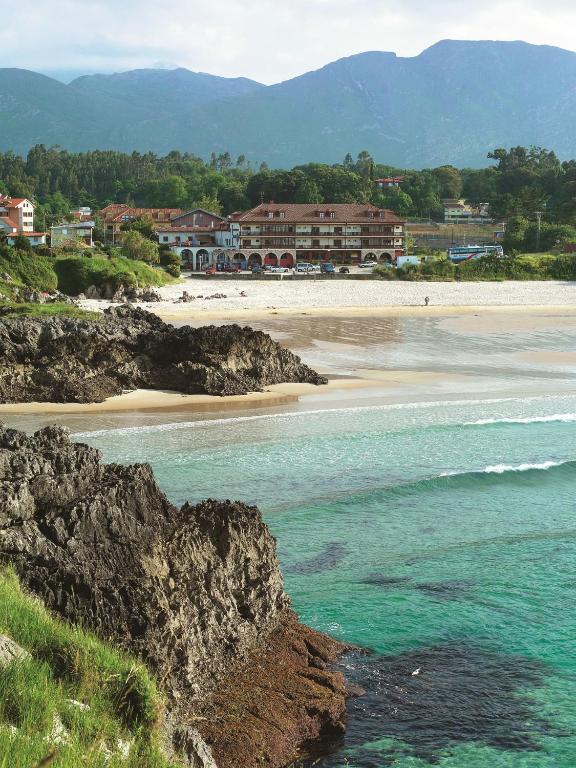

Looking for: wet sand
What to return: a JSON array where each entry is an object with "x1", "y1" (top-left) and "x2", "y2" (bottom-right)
[{"x1": 0, "y1": 372, "x2": 461, "y2": 416}]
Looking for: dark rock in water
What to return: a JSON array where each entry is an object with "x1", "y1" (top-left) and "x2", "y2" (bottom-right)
[
  {"x1": 314, "y1": 643, "x2": 553, "y2": 767},
  {"x1": 0, "y1": 305, "x2": 327, "y2": 403},
  {"x1": 415, "y1": 580, "x2": 476, "y2": 601},
  {"x1": 361, "y1": 574, "x2": 412, "y2": 587},
  {"x1": 286, "y1": 542, "x2": 347, "y2": 575},
  {"x1": 0, "y1": 425, "x2": 348, "y2": 768}
]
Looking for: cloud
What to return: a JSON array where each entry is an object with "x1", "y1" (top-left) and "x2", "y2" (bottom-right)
[{"x1": 2, "y1": 0, "x2": 576, "y2": 82}]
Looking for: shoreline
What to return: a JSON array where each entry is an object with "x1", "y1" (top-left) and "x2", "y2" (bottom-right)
[
  {"x1": 156, "y1": 302, "x2": 576, "y2": 323},
  {"x1": 0, "y1": 371, "x2": 466, "y2": 416}
]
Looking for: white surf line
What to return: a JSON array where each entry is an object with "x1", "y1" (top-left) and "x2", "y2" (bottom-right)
[
  {"x1": 74, "y1": 393, "x2": 576, "y2": 439},
  {"x1": 440, "y1": 460, "x2": 567, "y2": 477},
  {"x1": 465, "y1": 414, "x2": 576, "y2": 426}
]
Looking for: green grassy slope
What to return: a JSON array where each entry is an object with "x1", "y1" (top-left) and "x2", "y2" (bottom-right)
[{"x1": 0, "y1": 569, "x2": 177, "y2": 768}]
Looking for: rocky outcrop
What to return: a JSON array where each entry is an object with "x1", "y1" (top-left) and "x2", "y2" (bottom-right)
[
  {"x1": 81, "y1": 283, "x2": 162, "y2": 302},
  {"x1": 0, "y1": 425, "x2": 348, "y2": 767},
  {"x1": 0, "y1": 305, "x2": 327, "y2": 403},
  {"x1": 0, "y1": 635, "x2": 30, "y2": 669}
]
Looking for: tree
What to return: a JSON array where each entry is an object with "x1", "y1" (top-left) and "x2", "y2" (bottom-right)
[
  {"x1": 13, "y1": 234, "x2": 32, "y2": 252},
  {"x1": 191, "y1": 194, "x2": 222, "y2": 216},
  {"x1": 432, "y1": 166, "x2": 463, "y2": 199},
  {"x1": 120, "y1": 215, "x2": 156, "y2": 239},
  {"x1": 120, "y1": 230, "x2": 159, "y2": 263}
]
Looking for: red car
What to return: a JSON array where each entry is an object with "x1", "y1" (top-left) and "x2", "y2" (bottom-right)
[
  {"x1": 205, "y1": 266, "x2": 217, "y2": 275},
  {"x1": 223, "y1": 264, "x2": 241, "y2": 273}
]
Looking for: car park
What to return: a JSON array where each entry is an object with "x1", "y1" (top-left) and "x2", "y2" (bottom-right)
[
  {"x1": 296, "y1": 262, "x2": 315, "y2": 273},
  {"x1": 251, "y1": 265, "x2": 263, "y2": 274},
  {"x1": 320, "y1": 263, "x2": 336, "y2": 274},
  {"x1": 222, "y1": 263, "x2": 241, "y2": 273},
  {"x1": 270, "y1": 266, "x2": 290, "y2": 273}
]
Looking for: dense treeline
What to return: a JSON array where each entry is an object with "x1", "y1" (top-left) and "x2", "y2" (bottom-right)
[{"x1": 3, "y1": 144, "x2": 576, "y2": 250}]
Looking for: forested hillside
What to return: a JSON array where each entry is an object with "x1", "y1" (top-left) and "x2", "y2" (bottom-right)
[{"x1": 2, "y1": 144, "x2": 576, "y2": 254}]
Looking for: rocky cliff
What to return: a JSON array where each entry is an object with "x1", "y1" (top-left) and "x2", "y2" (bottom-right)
[
  {"x1": 0, "y1": 305, "x2": 327, "y2": 403},
  {"x1": 0, "y1": 425, "x2": 348, "y2": 767}
]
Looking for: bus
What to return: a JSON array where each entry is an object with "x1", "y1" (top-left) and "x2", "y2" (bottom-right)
[{"x1": 447, "y1": 245, "x2": 504, "y2": 263}]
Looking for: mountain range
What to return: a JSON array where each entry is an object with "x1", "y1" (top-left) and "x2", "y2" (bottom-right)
[{"x1": 1, "y1": 40, "x2": 576, "y2": 168}]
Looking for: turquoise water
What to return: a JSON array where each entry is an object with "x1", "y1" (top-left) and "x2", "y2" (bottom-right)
[{"x1": 73, "y1": 394, "x2": 576, "y2": 767}]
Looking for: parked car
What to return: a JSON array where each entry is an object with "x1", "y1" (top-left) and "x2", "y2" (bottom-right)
[
  {"x1": 270, "y1": 266, "x2": 290, "y2": 273},
  {"x1": 359, "y1": 261, "x2": 377, "y2": 269},
  {"x1": 223, "y1": 263, "x2": 241, "y2": 273},
  {"x1": 251, "y1": 265, "x2": 263, "y2": 274},
  {"x1": 205, "y1": 266, "x2": 217, "y2": 275},
  {"x1": 296, "y1": 263, "x2": 315, "y2": 273},
  {"x1": 320, "y1": 262, "x2": 336, "y2": 274},
  {"x1": 339, "y1": 266, "x2": 350, "y2": 274}
]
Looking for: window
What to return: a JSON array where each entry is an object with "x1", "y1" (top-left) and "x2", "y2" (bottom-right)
[
  {"x1": 163, "y1": 236, "x2": 168, "y2": 242},
  {"x1": 319, "y1": 212, "x2": 325, "y2": 219},
  {"x1": 279, "y1": 211, "x2": 285, "y2": 218},
  {"x1": 329, "y1": 211, "x2": 335, "y2": 219},
  {"x1": 268, "y1": 212, "x2": 274, "y2": 219}
]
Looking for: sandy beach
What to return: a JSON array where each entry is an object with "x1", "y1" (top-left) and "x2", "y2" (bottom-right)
[
  {"x1": 5, "y1": 281, "x2": 576, "y2": 422},
  {"x1": 77, "y1": 278, "x2": 576, "y2": 321}
]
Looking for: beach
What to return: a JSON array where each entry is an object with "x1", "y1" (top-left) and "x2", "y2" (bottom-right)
[{"x1": 78, "y1": 278, "x2": 576, "y2": 321}]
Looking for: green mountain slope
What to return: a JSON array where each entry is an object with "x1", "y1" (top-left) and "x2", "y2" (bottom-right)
[
  {"x1": 71, "y1": 67, "x2": 263, "y2": 115},
  {"x1": 2, "y1": 41, "x2": 576, "y2": 167}
]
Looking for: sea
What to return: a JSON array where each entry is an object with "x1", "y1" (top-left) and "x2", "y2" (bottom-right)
[{"x1": 8, "y1": 312, "x2": 576, "y2": 767}]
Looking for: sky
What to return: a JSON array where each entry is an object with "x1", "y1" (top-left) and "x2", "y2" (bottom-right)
[{"x1": 4, "y1": 0, "x2": 576, "y2": 83}]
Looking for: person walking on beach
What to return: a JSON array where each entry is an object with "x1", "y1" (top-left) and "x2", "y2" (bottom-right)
[{"x1": 424, "y1": 296, "x2": 430, "y2": 306}]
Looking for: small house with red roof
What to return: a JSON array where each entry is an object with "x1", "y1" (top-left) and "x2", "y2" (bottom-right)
[{"x1": 0, "y1": 195, "x2": 47, "y2": 246}]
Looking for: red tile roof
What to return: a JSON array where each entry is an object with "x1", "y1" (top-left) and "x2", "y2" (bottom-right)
[
  {"x1": 237, "y1": 203, "x2": 405, "y2": 224},
  {"x1": 99, "y1": 204, "x2": 184, "y2": 223}
]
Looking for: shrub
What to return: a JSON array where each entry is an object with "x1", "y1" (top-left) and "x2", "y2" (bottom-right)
[
  {"x1": 120, "y1": 231, "x2": 160, "y2": 264},
  {"x1": 548, "y1": 253, "x2": 576, "y2": 280},
  {"x1": 54, "y1": 256, "x2": 170, "y2": 296},
  {"x1": 0, "y1": 247, "x2": 57, "y2": 292}
]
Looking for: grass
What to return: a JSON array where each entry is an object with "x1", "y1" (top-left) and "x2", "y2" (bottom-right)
[
  {"x1": 0, "y1": 568, "x2": 178, "y2": 768},
  {"x1": 0, "y1": 303, "x2": 101, "y2": 320}
]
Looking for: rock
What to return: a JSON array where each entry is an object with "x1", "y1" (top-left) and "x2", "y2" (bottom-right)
[
  {"x1": 175, "y1": 291, "x2": 195, "y2": 304},
  {"x1": 164, "y1": 719, "x2": 218, "y2": 768},
  {"x1": 48, "y1": 714, "x2": 68, "y2": 746},
  {"x1": 84, "y1": 285, "x2": 101, "y2": 299},
  {"x1": 0, "y1": 425, "x2": 348, "y2": 767},
  {"x1": 0, "y1": 305, "x2": 327, "y2": 403},
  {"x1": 0, "y1": 635, "x2": 31, "y2": 668},
  {"x1": 18, "y1": 288, "x2": 45, "y2": 304},
  {"x1": 137, "y1": 288, "x2": 162, "y2": 302},
  {"x1": 66, "y1": 699, "x2": 90, "y2": 711}
]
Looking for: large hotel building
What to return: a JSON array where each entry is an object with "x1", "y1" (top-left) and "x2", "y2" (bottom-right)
[{"x1": 232, "y1": 203, "x2": 405, "y2": 269}]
